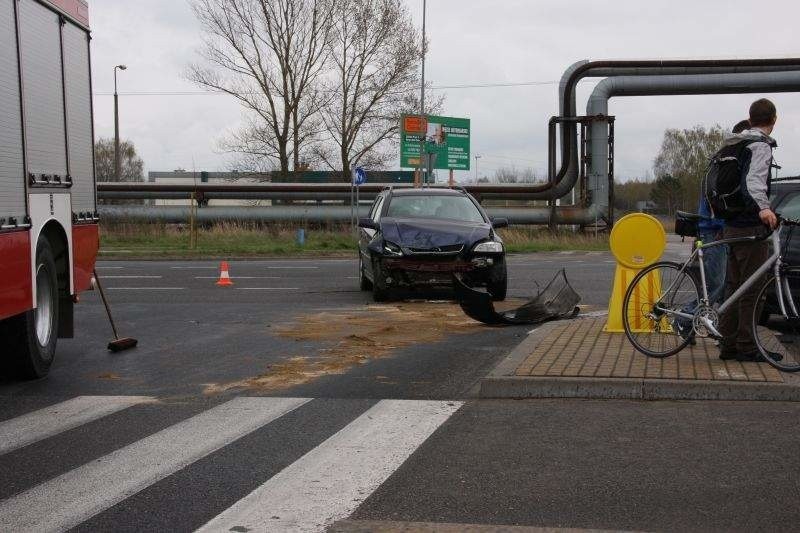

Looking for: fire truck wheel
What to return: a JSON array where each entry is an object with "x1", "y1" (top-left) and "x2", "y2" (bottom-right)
[{"x1": 1, "y1": 238, "x2": 59, "y2": 379}]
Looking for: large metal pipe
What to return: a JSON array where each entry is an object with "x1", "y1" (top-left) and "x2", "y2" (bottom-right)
[
  {"x1": 96, "y1": 182, "x2": 414, "y2": 194},
  {"x1": 492, "y1": 68, "x2": 800, "y2": 225},
  {"x1": 96, "y1": 182, "x2": 559, "y2": 200},
  {"x1": 547, "y1": 59, "x2": 800, "y2": 197},
  {"x1": 98, "y1": 188, "x2": 556, "y2": 202},
  {"x1": 585, "y1": 70, "x2": 800, "y2": 217},
  {"x1": 98, "y1": 205, "x2": 563, "y2": 225},
  {"x1": 99, "y1": 191, "x2": 366, "y2": 201}
]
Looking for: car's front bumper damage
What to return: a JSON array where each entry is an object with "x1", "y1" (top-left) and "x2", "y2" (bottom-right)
[{"x1": 381, "y1": 255, "x2": 498, "y2": 287}]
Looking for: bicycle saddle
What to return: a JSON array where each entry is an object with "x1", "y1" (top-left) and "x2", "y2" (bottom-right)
[{"x1": 676, "y1": 210, "x2": 711, "y2": 221}]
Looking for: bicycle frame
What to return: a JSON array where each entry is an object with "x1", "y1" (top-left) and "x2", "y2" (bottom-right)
[{"x1": 655, "y1": 227, "x2": 798, "y2": 329}]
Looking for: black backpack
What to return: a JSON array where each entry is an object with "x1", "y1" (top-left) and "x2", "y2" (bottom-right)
[{"x1": 702, "y1": 140, "x2": 756, "y2": 220}]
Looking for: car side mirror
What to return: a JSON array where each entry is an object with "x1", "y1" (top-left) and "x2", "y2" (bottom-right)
[
  {"x1": 491, "y1": 217, "x2": 509, "y2": 229},
  {"x1": 358, "y1": 217, "x2": 378, "y2": 230}
]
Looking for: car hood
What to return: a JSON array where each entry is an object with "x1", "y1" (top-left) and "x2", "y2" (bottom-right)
[{"x1": 380, "y1": 217, "x2": 492, "y2": 250}]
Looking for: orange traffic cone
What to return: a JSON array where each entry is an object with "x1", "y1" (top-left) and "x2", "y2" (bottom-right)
[{"x1": 216, "y1": 261, "x2": 234, "y2": 286}]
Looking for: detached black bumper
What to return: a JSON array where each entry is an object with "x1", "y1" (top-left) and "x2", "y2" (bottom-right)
[{"x1": 454, "y1": 269, "x2": 581, "y2": 325}]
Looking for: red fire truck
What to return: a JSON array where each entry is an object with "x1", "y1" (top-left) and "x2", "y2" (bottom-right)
[{"x1": 0, "y1": 0, "x2": 98, "y2": 378}]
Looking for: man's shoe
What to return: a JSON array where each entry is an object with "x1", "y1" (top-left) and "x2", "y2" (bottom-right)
[
  {"x1": 719, "y1": 350, "x2": 738, "y2": 360},
  {"x1": 736, "y1": 350, "x2": 784, "y2": 363},
  {"x1": 674, "y1": 319, "x2": 695, "y2": 345}
]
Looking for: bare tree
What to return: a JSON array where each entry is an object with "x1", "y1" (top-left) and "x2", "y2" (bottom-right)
[
  {"x1": 493, "y1": 165, "x2": 541, "y2": 184},
  {"x1": 316, "y1": 0, "x2": 437, "y2": 176},
  {"x1": 188, "y1": 0, "x2": 334, "y2": 177}
]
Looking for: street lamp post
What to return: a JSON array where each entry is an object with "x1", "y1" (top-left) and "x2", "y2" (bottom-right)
[
  {"x1": 113, "y1": 64, "x2": 127, "y2": 181},
  {"x1": 417, "y1": 0, "x2": 426, "y2": 186},
  {"x1": 474, "y1": 154, "x2": 481, "y2": 183}
]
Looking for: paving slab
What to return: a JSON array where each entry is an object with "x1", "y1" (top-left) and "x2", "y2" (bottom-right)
[{"x1": 480, "y1": 315, "x2": 800, "y2": 401}]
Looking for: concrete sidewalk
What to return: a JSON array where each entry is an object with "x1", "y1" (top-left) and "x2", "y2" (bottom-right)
[{"x1": 481, "y1": 315, "x2": 800, "y2": 401}]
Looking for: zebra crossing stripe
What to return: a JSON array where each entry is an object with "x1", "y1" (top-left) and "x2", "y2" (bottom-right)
[
  {"x1": 0, "y1": 396, "x2": 151, "y2": 456},
  {"x1": 197, "y1": 399, "x2": 463, "y2": 533},
  {"x1": 0, "y1": 396, "x2": 311, "y2": 533}
]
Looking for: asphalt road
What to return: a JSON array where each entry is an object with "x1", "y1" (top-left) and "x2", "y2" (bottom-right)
[
  {"x1": 2, "y1": 249, "x2": 798, "y2": 531},
  {"x1": 1, "y1": 251, "x2": 616, "y2": 399}
]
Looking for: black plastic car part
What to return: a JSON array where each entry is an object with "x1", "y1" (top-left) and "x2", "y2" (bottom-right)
[{"x1": 454, "y1": 268, "x2": 580, "y2": 326}]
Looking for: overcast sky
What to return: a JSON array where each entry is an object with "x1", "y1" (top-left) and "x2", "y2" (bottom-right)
[{"x1": 90, "y1": 0, "x2": 800, "y2": 182}]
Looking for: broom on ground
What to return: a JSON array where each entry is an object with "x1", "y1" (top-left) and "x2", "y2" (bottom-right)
[{"x1": 93, "y1": 269, "x2": 138, "y2": 352}]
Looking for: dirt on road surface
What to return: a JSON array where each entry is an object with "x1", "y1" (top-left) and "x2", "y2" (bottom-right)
[{"x1": 203, "y1": 301, "x2": 506, "y2": 394}]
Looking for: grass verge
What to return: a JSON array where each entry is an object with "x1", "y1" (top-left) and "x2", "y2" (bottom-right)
[{"x1": 98, "y1": 222, "x2": 608, "y2": 258}]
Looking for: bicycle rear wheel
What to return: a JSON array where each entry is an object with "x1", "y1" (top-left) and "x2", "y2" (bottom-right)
[
  {"x1": 623, "y1": 261, "x2": 700, "y2": 358},
  {"x1": 752, "y1": 268, "x2": 800, "y2": 372}
]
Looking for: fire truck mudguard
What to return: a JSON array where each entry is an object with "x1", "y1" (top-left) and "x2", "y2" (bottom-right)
[{"x1": 454, "y1": 269, "x2": 581, "y2": 326}]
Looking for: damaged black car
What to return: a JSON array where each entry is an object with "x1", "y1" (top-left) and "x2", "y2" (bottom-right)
[{"x1": 358, "y1": 187, "x2": 508, "y2": 302}]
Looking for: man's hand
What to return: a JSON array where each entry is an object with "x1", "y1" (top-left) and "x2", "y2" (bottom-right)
[{"x1": 760, "y1": 208, "x2": 778, "y2": 229}]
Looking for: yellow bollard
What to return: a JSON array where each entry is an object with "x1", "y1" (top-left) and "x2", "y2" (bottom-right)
[{"x1": 603, "y1": 213, "x2": 667, "y2": 333}]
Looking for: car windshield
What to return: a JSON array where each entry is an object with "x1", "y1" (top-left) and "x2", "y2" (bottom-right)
[{"x1": 385, "y1": 195, "x2": 485, "y2": 223}]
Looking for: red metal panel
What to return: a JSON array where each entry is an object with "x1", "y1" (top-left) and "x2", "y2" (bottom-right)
[
  {"x1": 72, "y1": 224, "x2": 98, "y2": 293},
  {"x1": 0, "y1": 230, "x2": 33, "y2": 321},
  {"x1": 43, "y1": 0, "x2": 89, "y2": 29}
]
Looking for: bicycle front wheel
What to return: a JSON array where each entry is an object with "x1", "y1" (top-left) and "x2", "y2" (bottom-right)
[
  {"x1": 752, "y1": 268, "x2": 800, "y2": 372},
  {"x1": 623, "y1": 261, "x2": 700, "y2": 358}
]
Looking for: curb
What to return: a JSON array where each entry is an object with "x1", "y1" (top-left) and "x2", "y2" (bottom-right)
[{"x1": 480, "y1": 317, "x2": 800, "y2": 402}]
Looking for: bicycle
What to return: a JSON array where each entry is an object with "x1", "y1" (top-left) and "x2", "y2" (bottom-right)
[{"x1": 622, "y1": 213, "x2": 800, "y2": 371}]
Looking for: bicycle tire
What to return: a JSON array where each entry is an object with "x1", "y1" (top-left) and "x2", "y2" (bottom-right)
[
  {"x1": 623, "y1": 261, "x2": 700, "y2": 358},
  {"x1": 752, "y1": 268, "x2": 800, "y2": 372}
]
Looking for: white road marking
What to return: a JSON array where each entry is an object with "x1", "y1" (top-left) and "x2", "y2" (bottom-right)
[
  {"x1": 94, "y1": 266, "x2": 124, "y2": 270},
  {"x1": 194, "y1": 276, "x2": 280, "y2": 280},
  {"x1": 101, "y1": 276, "x2": 163, "y2": 279},
  {"x1": 558, "y1": 251, "x2": 575, "y2": 255},
  {"x1": 197, "y1": 399, "x2": 462, "y2": 533},
  {"x1": 235, "y1": 287, "x2": 300, "y2": 290},
  {"x1": 0, "y1": 397, "x2": 311, "y2": 533},
  {"x1": 0, "y1": 396, "x2": 151, "y2": 456},
  {"x1": 107, "y1": 287, "x2": 185, "y2": 290},
  {"x1": 170, "y1": 266, "x2": 218, "y2": 270},
  {"x1": 267, "y1": 266, "x2": 319, "y2": 269}
]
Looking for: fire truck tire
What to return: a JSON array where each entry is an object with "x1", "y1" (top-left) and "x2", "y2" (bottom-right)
[{"x1": 1, "y1": 238, "x2": 59, "y2": 379}]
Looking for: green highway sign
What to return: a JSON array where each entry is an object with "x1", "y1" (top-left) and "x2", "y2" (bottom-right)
[{"x1": 400, "y1": 114, "x2": 470, "y2": 170}]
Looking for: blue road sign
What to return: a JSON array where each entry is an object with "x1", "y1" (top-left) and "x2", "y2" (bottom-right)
[{"x1": 353, "y1": 167, "x2": 367, "y2": 186}]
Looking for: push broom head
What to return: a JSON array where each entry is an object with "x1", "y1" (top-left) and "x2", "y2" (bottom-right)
[{"x1": 107, "y1": 337, "x2": 138, "y2": 352}]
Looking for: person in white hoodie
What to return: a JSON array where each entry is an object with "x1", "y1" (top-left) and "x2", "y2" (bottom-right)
[{"x1": 718, "y1": 98, "x2": 779, "y2": 362}]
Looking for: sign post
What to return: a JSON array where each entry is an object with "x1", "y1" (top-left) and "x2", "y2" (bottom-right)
[
  {"x1": 400, "y1": 115, "x2": 470, "y2": 183},
  {"x1": 351, "y1": 167, "x2": 367, "y2": 235}
]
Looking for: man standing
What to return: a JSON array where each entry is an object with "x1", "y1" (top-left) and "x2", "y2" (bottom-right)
[
  {"x1": 718, "y1": 99, "x2": 779, "y2": 362},
  {"x1": 676, "y1": 120, "x2": 751, "y2": 343},
  {"x1": 698, "y1": 120, "x2": 752, "y2": 304}
]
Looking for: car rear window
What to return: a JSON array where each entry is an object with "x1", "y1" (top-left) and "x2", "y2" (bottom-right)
[{"x1": 385, "y1": 195, "x2": 485, "y2": 223}]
